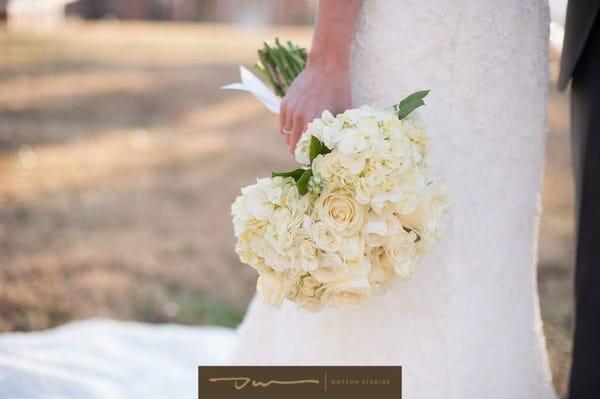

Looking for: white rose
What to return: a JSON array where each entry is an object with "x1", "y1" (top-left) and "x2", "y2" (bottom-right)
[
  {"x1": 315, "y1": 189, "x2": 365, "y2": 236},
  {"x1": 299, "y1": 274, "x2": 322, "y2": 298},
  {"x1": 311, "y1": 221, "x2": 343, "y2": 252},
  {"x1": 319, "y1": 276, "x2": 371, "y2": 309},
  {"x1": 312, "y1": 252, "x2": 348, "y2": 283},
  {"x1": 382, "y1": 229, "x2": 420, "y2": 279},
  {"x1": 338, "y1": 234, "x2": 365, "y2": 260},
  {"x1": 368, "y1": 247, "x2": 395, "y2": 293},
  {"x1": 362, "y1": 211, "x2": 402, "y2": 247},
  {"x1": 257, "y1": 270, "x2": 287, "y2": 308},
  {"x1": 345, "y1": 256, "x2": 372, "y2": 277},
  {"x1": 394, "y1": 180, "x2": 446, "y2": 251}
]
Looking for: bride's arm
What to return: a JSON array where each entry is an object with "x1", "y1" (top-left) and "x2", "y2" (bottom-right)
[{"x1": 280, "y1": 0, "x2": 362, "y2": 153}]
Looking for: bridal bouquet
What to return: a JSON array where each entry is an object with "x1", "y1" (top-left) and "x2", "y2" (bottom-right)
[{"x1": 228, "y1": 40, "x2": 446, "y2": 311}]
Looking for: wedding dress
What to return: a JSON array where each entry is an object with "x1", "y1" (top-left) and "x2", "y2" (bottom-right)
[
  {"x1": 230, "y1": 1, "x2": 557, "y2": 398},
  {"x1": 0, "y1": 1, "x2": 556, "y2": 398}
]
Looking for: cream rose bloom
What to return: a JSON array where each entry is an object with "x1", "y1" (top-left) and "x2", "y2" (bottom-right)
[
  {"x1": 382, "y1": 229, "x2": 420, "y2": 279},
  {"x1": 362, "y1": 211, "x2": 402, "y2": 247},
  {"x1": 319, "y1": 276, "x2": 371, "y2": 309},
  {"x1": 292, "y1": 274, "x2": 324, "y2": 312},
  {"x1": 368, "y1": 247, "x2": 395, "y2": 293},
  {"x1": 338, "y1": 234, "x2": 365, "y2": 260},
  {"x1": 398, "y1": 181, "x2": 447, "y2": 245},
  {"x1": 311, "y1": 221, "x2": 343, "y2": 252},
  {"x1": 256, "y1": 270, "x2": 288, "y2": 308},
  {"x1": 315, "y1": 189, "x2": 365, "y2": 236},
  {"x1": 312, "y1": 253, "x2": 348, "y2": 283},
  {"x1": 299, "y1": 274, "x2": 322, "y2": 298}
]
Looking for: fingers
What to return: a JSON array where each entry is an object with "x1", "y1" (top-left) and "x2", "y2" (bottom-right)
[
  {"x1": 281, "y1": 98, "x2": 314, "y2": 154},
  {"x1": 280, "y1": 100, "x2": 293, "y2": 146},
  {"x1": 284, "y1": 113, "x2": 293, "y2": 146},
  {"x1": 288, "y1": 114, "x2": 307, "y2": 154},
  {"x1": 279, "y1": 101, "x2": 288, "y2": 135}
]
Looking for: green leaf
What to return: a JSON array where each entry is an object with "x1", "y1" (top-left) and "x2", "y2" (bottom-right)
[
  {"x1": 308, "y1": 135, "x2": 332, "y2": 164},
  {"x1": 309, "y1": 135, "x2": 323, "y2": 163},
  {"x1": 272, "y1": 168, "x2": 306, "y2": 182},
  {"x1": 296, "y1": 169, "x2": 313, "y2": 195},
  {"x1": 394, "y1": 90, "x2": 430, "y2": 120}
]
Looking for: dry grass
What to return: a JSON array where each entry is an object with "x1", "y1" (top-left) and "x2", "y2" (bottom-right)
[{"x1": 0, "y1": 22, "x2": 574, "y2": 397}]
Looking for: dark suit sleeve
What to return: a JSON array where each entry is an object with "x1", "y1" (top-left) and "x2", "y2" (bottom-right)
[
  {"x1": 567, "y1": 14, "x2": 600, "y2": 399},
  {"x1": 557, "y1": 0, "x2": 600, "y2": 90}
]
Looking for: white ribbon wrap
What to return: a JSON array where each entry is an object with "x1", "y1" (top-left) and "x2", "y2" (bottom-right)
[{"x1": 221, "y1": 66, "x2": 281, "y2": 114}]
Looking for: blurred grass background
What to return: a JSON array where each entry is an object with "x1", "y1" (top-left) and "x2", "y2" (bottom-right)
[{"x1": 0, "y1": 20, "x2": 573, "y2": 397}]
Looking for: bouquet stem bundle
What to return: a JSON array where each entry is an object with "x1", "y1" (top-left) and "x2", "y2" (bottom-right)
[{"x1": 255, "y1": 38, "x2": 307, "y2": 97}]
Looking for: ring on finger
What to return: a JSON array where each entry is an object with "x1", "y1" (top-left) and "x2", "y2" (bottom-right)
[{"x1": 282, "y1": 127, "x2": 293, "y2": 135}]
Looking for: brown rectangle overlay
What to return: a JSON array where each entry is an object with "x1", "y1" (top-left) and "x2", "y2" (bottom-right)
[{"x1": 198, "y1": 366, "x2": 401, "y2": 399}]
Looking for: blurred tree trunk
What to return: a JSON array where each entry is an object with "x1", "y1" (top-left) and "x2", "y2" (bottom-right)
[
  {"x1": 195, "y1": 0, "x2": 218, "y2": 22},
  {"x1": 75, "y1": 0, "x2": 110, "y2": 19}
]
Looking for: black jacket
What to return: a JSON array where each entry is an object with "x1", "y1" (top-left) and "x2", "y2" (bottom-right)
[{"x1": 558, "y1": 0, "x2": 600, "y2": 90}]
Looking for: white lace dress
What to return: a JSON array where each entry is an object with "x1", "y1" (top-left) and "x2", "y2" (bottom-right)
[
  {"x1": 0, "y1": 1, "x2": 556, "y2": 398},
  {"x1": 231, "y1": 1, "x2": 557, "y2": 398}
]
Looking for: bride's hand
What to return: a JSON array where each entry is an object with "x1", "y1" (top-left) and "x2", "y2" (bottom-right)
[
  {"x1": 279, "y1": 0, "x2": 362, "y2": 154},
  {"x1": 280, "y1": 57, "x2": 352, "y2": 154}
]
